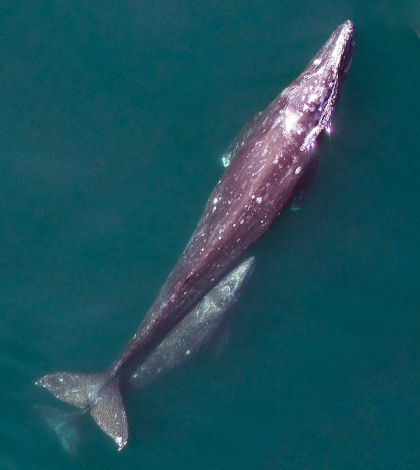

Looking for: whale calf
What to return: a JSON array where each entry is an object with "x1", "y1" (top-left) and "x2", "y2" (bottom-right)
[
  {"x1": 36, "y1": 21, "x2": 355, "y2": 450},
  {"x1": 129, "y1": 256, "x2": 255, "y2": 389}
]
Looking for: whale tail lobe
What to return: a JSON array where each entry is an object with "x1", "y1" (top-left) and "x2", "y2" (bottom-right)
[
  {"x1": 35, "y1": 404, "x2": 87, "y2": 457},
  {"x1": 36, "y1": 371, "x2": 128, "y2": 451}
]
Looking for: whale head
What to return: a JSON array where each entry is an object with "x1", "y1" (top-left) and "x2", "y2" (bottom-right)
[{"x1": 280, "y1": 20, "x2": 356, "y2": 151}]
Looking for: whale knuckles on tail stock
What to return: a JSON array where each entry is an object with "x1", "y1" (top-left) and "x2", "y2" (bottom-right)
[{"x1": 36, "y1": 21, "x2": 356, "y2": 451}]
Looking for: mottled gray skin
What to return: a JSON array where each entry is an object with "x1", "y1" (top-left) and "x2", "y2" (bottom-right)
[{"x1": 36, "y1": 21, "x2": 355, "y2": 451}]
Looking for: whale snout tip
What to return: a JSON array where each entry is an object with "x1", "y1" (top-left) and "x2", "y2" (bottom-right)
[
  {"x1": 342, "y1": 19, "x2": 354, "y2": 31},
  {"x1": 337, "y1": 20, "x2": 356, "y2": 50}
]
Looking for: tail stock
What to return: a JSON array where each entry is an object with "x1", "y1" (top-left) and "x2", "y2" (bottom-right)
[{"x1": 36, "y1": 372, "x2": 128, "y2": 451}]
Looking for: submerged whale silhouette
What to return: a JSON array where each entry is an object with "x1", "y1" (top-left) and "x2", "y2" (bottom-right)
[
  {"x1": 36, "y1": 257, "x2": 254, "y2": 456},
  {"x1": 36, "y1": 20, "x2": 355, "y2": 450}
]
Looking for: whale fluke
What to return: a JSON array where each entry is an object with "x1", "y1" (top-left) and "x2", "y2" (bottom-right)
[{"x1": 36, "y1": 372, "x2": 128, "y2": 450}]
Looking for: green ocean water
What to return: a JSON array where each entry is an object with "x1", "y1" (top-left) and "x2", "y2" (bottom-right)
[{"x1": 1, "y1": 1, "x2": 420, "y2": 468}]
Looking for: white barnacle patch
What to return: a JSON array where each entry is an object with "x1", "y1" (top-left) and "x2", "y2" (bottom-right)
[
  {"x1": 308, "y1": 93, "x2": 318, "y2": 103},
  {"x1": 284, "y1": 109, "x2": 300, "y2": 133},
  {"x1": 185, "y1": 349, "x2": 191, "y2": 355},
  {"x1": 313, "y1": 58, "x2": 321, "y2": 66},
  {"x1": 315, "y1": 64, "x2": 326, "y2": 76},
  {"x1": 212, "y1": 197, "x2": 219, "y2": 212},
  {"x1": 240, "y1": 219, "x2": 245, "y2": 225},
  {"x1": 295, "y1": 166, "x2": 302, "y2": 175},
  {"x1": 256, "y1": 197, "x2": 262, "y2": 204}
]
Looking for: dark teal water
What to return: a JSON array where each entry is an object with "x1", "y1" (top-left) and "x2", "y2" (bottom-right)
[{"x1": 1, "y1": 1, "x2": 420, "y2": 468}]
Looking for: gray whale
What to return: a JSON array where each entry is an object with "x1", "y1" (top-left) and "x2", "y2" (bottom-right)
[{"x1": 36, "y1": 20, "x2": 355, "y2": 450}]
